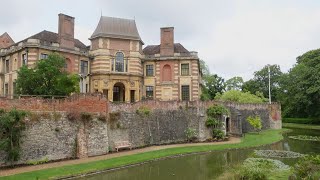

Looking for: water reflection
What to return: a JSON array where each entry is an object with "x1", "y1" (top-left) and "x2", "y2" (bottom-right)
[{"x1": 78, "y1": 128, "x2": 320, "y2": 180}]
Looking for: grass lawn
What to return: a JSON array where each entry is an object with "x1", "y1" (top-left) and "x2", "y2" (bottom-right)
[
  {"x1": 0, "y1": 129, "x2": 287, "y2": 180},
  {"x1": 282, "y1": 123, "x2": 320, "y2": 130}
]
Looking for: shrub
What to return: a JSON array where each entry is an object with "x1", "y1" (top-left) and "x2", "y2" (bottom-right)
[
  {"x1": 293, "y1": 155, "x2": 320, "y2": 179},
  {"x1": 184, "y1": 128, "x2": 197, "y2": 142},
  {"x1": 212, "y1": 129, "x2": 225, "y2": 140},
  {"x1": 27, "y1": 157, "x2": 49, "y2": 165},
  {"x1": 136, "y1": 106, "x2": 151, "y2": 116},
  {"x1": 0, "y1": 109, "x2": 27, "y2": 165},
  {"x1": 206, "y1": 104, "x2": 230, "y2": 117},
  {"x1": 246, "y1": 115, "x2": 262, "y2": 132},
  {"x1": 215, "y1": 90, "x2": 267, "y2": 103},
  {"x1": 205, "y1": 117, "x2": 219, "y2": 127}
]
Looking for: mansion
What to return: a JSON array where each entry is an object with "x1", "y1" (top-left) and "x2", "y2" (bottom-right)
[{"x1": 0, "y1": 14, "x2": 201, "y2": 102}]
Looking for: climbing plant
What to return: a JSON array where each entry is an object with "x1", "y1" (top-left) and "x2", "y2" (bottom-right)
[
  {"x1": 246, "y1": 115, "x2": 262, "y2": 133},
  {"x1": 206, "y1": 104, "x2": 229, "y2": 140},
  {"x1": 0, "y1": 109, "x2": 27, "y2": 165}
]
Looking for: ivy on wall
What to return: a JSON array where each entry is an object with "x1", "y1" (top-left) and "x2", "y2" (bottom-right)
[
  {"x1": 205, "y1": 104, "x2": 229, "y2": 140},
  {"x1": 0, "y1": 109, "x2": 27, "y2": 165}
]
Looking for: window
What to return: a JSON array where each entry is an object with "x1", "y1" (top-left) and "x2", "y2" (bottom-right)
[
  {"x1": 181, "y1": 63, "x2": 189, "y2": 76},
  {"x1": 22, "y1": 54, "x2": 27, "y2": 65},
  {"x1": 4, "y1": 84, "x2": 8, "y2": 96},
  {"x1": 181, "y1": 85, "x2": 190, "y2": 101},
  {"x1": 115, "y1": 52, "x2": 124, "y2": 72},
  {"x1": 80, "y1": 60, "x2": 88, "y2": 75},
  {"x1": 40, "y1": 53, "x2": 48, "y2": 60},
  {"x1": 146, "y1": 86, "x2": 154, "y2": 99},
  {"x1": 5, "y1": 60, "x2": 9, "y2": 73},
  {"x1": 146, "y1": 65, "x2": 154, "y2": 76}
]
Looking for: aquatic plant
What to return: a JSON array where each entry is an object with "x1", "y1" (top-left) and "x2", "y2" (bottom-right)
[
  {"x1": 254, "y1": 150, "x2": 305, "y2": 158},
  {"x1": 289, "y1": 135, "x2": 320, "y2": 141}
]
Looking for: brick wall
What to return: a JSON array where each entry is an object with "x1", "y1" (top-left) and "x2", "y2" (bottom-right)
[{"x1": 0, "y1": 94, "x2": 107, "y2": 113}]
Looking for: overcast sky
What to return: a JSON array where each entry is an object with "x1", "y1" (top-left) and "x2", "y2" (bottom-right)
[{"x1": 1, "y1": 0, "x2": 320, "y2": 80}]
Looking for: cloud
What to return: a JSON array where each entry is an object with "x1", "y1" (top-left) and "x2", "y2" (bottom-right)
[{"x1": 1, "y1": 0, "x2": 320, "y2": 81}]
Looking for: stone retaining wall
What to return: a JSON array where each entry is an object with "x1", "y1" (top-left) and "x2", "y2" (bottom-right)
[{"x1": 0, "y1": 98, "x2": 281, "y2": 167}]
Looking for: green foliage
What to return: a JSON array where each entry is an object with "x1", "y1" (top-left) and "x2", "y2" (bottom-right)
[
  {"x1": 293, "y1": 155, "x2": 320, "y2": 179},
  {"x1": 201, "y1": 74, "x2": 226, "y2": 100},
  {"x1": 234, "y1": 158, "x2": 289, "y2": 180},
  {"x1": 184, "y1": 128, "x2": 197, "y2": 142},
  {"x1": 0, "y1": 109, "x2": 27, "y2": 165},
  {"x1": 206, "y1": 104, "x2": 230, "y2": 117},
  {"x1": 26, "y1": 157, "x2": 49, "y2": 165},
  {"x1": 205, "y1": 117, "x2": 219, "y2": 127},
  {"x1": 212, "y1": 129, "x2": 225, "y2": 139},
  {"x1": 136, "y1": 106, "x2": 151, "y2": 116},
  {"x1": 225, "y1": 76, "x2": 244, "y2": 91},
  {"x1": 206, "y1": 105, "x2": 228, "y2": 139},
  {"x1": 246, "y1": 116, "x2": 262, "y2": 132},
  {"x1": 242, "y1": 64, "x2": 283, "y2": 103},
  {"x1": 277, "y1": 49, "x2": 320, "y2": 118},
  {"x1": 215, "y1": 90, "x2": 267, "y2": 103},
  {"x1": 16, "y1": 53, "x2": 79, "y2": 96},
  {"x1": 282, "y1": 118, "x2": 319, "y2": 124}
]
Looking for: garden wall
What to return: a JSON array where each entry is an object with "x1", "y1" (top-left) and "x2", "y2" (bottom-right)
[{"x1": 0, "y1": 97, "x2": 281, "y2": 167}]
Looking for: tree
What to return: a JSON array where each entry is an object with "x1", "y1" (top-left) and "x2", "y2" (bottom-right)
[
  {"x1": 215, "y1": 90, "x2": 267, "y2": 103},
  {"x1": 225, "y1": 76, "x2": 244, "y2": 91},
  {"x1": 202, "y1": 74, "x2": 226, "y2": 100},
  {"x1": 16, "y1": 53, "x2": 79, "y2": 96},
  {"x1": 242, "y1": 64, "x2": 283, "y2": 102},
  {"x1": 278, "y1": 49, "x2": 320, "y2": 119}
]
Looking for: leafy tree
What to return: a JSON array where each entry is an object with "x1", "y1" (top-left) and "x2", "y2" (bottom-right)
[
  {"x1": 16, "y1": 53, "x2": 79, "y2": 96},
  {"x1": 225, "y1": 76, "x2": 244, "y2": 91},
  {"x1": 202, "y1": 74, "x2": 225, "y2": 100},
  {"x1": 215, "y1": 90, "x2": 267, "y2": 103},
  {"x1": 278, "y1": 49, "x2": 320, "y2": 119},
  {"x1": 242, "y1": 64, "x2": 283, "y2": 102},
  {"x1": 0, "y1": 109, "x2": 27, "y2": 165}
]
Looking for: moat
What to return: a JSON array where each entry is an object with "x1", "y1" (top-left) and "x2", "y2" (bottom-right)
[{"x1": 76, "y1": 128, "x2": 320, "y2": 180}]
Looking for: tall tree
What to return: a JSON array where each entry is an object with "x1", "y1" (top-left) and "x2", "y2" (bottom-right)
[
  {"x1": 16, "y1": 53, "x2": 79, "y2": 96},
  {"x1": 225, "y1": 76, "x2": 244, "y2": 91},
  {"x1": 278, "y1": 49, "x2": 320, "y2": 118},
  {"x1": 242, "y1": 64, "x2": 283, "y2": 102}
]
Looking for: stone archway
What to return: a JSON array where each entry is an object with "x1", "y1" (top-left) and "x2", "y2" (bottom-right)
[{"x1": 113, "y1": 82, "x2": 125, "y2": 102}]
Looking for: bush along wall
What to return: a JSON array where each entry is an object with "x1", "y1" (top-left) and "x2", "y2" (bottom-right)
[{"x1": 205, "y1": 104, "x2": 230, "y2": 140}]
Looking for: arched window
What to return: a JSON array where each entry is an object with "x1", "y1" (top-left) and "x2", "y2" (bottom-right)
[
  {"x1": 115, "y1": 52, "x2": 124, "y2": 72},
  {"x1": 162, "y1": 64, "x2": 172, "y2": 81}
]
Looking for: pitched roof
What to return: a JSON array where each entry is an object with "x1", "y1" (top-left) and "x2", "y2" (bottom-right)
[
  {"x1": 13, "y1": 30, "x2": 88, "y2": 51},
  {"x1": 143, "y1": 43, "x2": 190, "y2": 55},
  {"x1": 90, "y1": 16, "x2": 143, "y2": 43},
  {"x1": 0, "y1": 32, "x2": 15, "y2": 49}
]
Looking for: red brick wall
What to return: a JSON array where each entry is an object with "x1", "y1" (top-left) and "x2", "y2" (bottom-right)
[{"x1": 0, "y1": 94, "x2": 107, "y2": 113}]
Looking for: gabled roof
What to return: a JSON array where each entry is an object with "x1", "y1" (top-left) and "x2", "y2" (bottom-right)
[
  {"x1": 14, "y1": 30, "x2": 88, "y2": 51},
  {"x1": 0, "y1": 32, "x2": 15, "y2": 49},
  {"x1": 143, "y1": 43, "x2": 190, "y2": 55},
  {"x1": 90, "y1": 16, "x2": 143, "y2": 44}
]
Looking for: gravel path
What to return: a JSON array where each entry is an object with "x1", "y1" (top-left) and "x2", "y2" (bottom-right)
[{"x1": 0, "y1": 137, "x2": 241, "y2": 177}]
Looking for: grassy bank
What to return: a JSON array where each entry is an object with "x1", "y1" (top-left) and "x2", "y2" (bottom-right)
[
  {"x1": 1, "y1": 129, "x2": 287, "y2": 180},
  {"x1": 282, "y1": 117, "x2": 319, "y2": 124},
  {"x1": 283, "y1": 123, "x2": 320, "y2": 130}
]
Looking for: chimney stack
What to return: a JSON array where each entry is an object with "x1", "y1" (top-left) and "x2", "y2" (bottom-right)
[
  {"x1": 58, "y1": 13, "x2": 75, "y2": 49},
  {"x1": 160, "y1": 27, "x2": 174, "y2": 56}
]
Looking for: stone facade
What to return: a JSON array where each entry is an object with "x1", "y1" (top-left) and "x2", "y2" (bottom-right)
[{"x1": 0, "y1": 14, "x2": 201, "y2": 102}]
